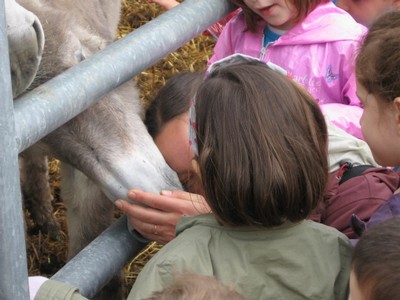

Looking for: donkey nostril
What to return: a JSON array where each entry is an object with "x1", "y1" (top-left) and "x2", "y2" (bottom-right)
[{"x1": 75, "y1": 49, "x2": 86, "y2": 63}]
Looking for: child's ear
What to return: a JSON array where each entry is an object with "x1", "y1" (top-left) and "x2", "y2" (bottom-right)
[
  {"x1": 192, "y1": 159, "x2": 202, "y2": 181},
  {"x1": 393, "y1": 97, "x2": 400, "y2": 133}
]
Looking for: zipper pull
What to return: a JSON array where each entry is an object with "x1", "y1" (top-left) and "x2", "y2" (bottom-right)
[{"x1": 260, "y1": 46, "x2": 266, "y2": 60}]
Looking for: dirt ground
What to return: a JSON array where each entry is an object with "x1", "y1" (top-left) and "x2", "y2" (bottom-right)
[{"x1": 24, "y1": 0, "x2": 215, "y2": 294}]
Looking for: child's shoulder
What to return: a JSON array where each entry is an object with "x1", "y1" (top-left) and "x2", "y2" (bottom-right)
[
  {"x1": 223, "y1": 9, "x2": 247, "y2": 29},
  {"x1": 298, "y1": 221, "x2": 353, "y2": 259},
  {"x1": 303, "y1": 219, "x2": 351, "y2": 242}
]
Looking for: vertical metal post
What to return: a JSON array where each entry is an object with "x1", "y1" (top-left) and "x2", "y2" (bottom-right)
[{"x1": 0, "y1": 0, "x2": 29, "y2": 299}]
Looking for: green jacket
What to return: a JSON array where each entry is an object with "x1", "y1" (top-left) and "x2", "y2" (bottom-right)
[
  {"x1": 129, "y1": 214, "x2": 352, "y2": 300},
  {"x1": 35, "y1": 280, "x2": 86, "y2": 300}
]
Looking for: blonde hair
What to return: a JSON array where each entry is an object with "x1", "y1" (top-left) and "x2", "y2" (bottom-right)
[{"x1": 143, "y1": 272, "x2": 246, "y2": 300}]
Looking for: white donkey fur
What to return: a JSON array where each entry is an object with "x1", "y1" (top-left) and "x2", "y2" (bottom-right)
[
  {"x1": 13, "y1": 0, "x2": 182, "y2": 298},
  {"x1": 5, "y1": 0, "x2": 44, "y2": 97}
]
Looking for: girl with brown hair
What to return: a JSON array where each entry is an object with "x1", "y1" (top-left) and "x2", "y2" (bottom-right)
[
  {"x1": 348, "y1": 10, "x2": 400, "y2": 300},
  {"x1": 128, "y1": 56, "x2": 352, "y2": 300}
]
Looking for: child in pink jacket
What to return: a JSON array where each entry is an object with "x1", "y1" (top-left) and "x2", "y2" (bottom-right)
[{"x1": 210, "y1": 0, "x2": 367, "y2": 139}]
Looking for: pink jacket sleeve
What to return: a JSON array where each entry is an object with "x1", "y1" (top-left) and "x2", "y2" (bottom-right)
[
  {"x1": 339, "y1": 41, "x2": 362, "y2": 107},
  {"x1": 208, "y1": 17, "x2": 236, "y2": 66}
]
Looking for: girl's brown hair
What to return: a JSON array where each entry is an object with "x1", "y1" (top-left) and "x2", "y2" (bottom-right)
[
  {"x1": 231, "y1": 0, "x2": 330, "y2": 32},
  {"x1": 356, "y1": 11, "x2": 400, "y2": 104},
  {"x1": 194, "y1": 61, "x2": 328, "y2": 227}
]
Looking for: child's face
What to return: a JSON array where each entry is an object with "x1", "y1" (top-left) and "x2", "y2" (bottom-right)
[
  {"x1": 154, "y1": 113, "x2": 203, "y2": 194},
  {"x1": 337, "y1": 0, "x2": 399, "y2": 27},
  {"x1": 357, "y1": 82, "x2": 400, "y2": 166},
  {"x1": 348, "y1": 270, "x2": 366, "y2": 300},
  {"x1": 243, "y1": 0, "x2": 298, "y2": 30}
]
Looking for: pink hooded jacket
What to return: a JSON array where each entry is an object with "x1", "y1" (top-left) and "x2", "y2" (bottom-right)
[{"x1": 209, "y1": 2, "x2": 367, "y2": 139}]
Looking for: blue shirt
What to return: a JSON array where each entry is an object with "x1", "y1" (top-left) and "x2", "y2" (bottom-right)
[{"x1": 263, "y1": 26, "x2": 281, "y2": 47}]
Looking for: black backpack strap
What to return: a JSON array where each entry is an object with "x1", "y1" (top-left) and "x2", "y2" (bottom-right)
[{"x1": 338, "y1": 160, "x2": 375, "y2": 185}]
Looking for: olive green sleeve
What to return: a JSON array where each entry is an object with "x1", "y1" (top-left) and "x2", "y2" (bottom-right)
[{"x1": 35, "y1": 279, "x2": 88, "y2": 300}]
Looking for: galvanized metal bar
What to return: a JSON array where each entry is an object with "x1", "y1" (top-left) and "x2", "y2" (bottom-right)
[
  {"x1": 47, "y1": 0, "x2": 234, "y2": 295},
  {"x1": 0, "y1": 0, "x2": 30, "y2": 299},
  {"x1": 1, "y1": 0, "x2": 235, "y2": 298},
  {"x1": 14, "y1": 0, "x2": 235, "y2": 153},
  {"x1": 51, "y1": 216, "x2": 148, "y2": 298},
  {"x1": 14, "y1": 0, "x2": 233, "y2": 297}
]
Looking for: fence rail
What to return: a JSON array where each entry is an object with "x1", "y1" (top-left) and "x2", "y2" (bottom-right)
[{"x1": 0, "y1": 0, "x2": 235, "y2": 299}]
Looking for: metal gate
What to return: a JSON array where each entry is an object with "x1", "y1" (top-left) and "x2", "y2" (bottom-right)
[{"x1": 0, "y1": 0, "x2": 234, "y2": 298}]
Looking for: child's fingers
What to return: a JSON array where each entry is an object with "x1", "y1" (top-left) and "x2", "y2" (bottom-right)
[
  {"x1": 127, "y1": 189, "x2": 210, "y2": 215},
  {"x1": 115, "y1": 199, "x2": 179, "y2": 244}
]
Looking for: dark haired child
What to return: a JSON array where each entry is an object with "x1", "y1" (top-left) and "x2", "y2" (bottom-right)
[
  {"x1": 348, "y1": 11, "x2": 400, "y2": 299},
  {"x1": 349, "y1": 217, "x2": 400, "y2": 300},
  {"x1": 355, "y1": 10, "x2": 400, "y2": 169}
]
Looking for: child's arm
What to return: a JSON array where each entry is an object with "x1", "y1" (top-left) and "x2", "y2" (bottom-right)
[
  {"x1": 29, "y1": 277, "x2": 87, "y2": 300},
  {"x1": 147, "y1": 0, "x2": 179, "y2": 10},
  {"x1": 322, "y1": 38, "x2": 366, "y2": 140},
  {"x1": 208, "y1": 16, "x2": 237, "y2": 66}
]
